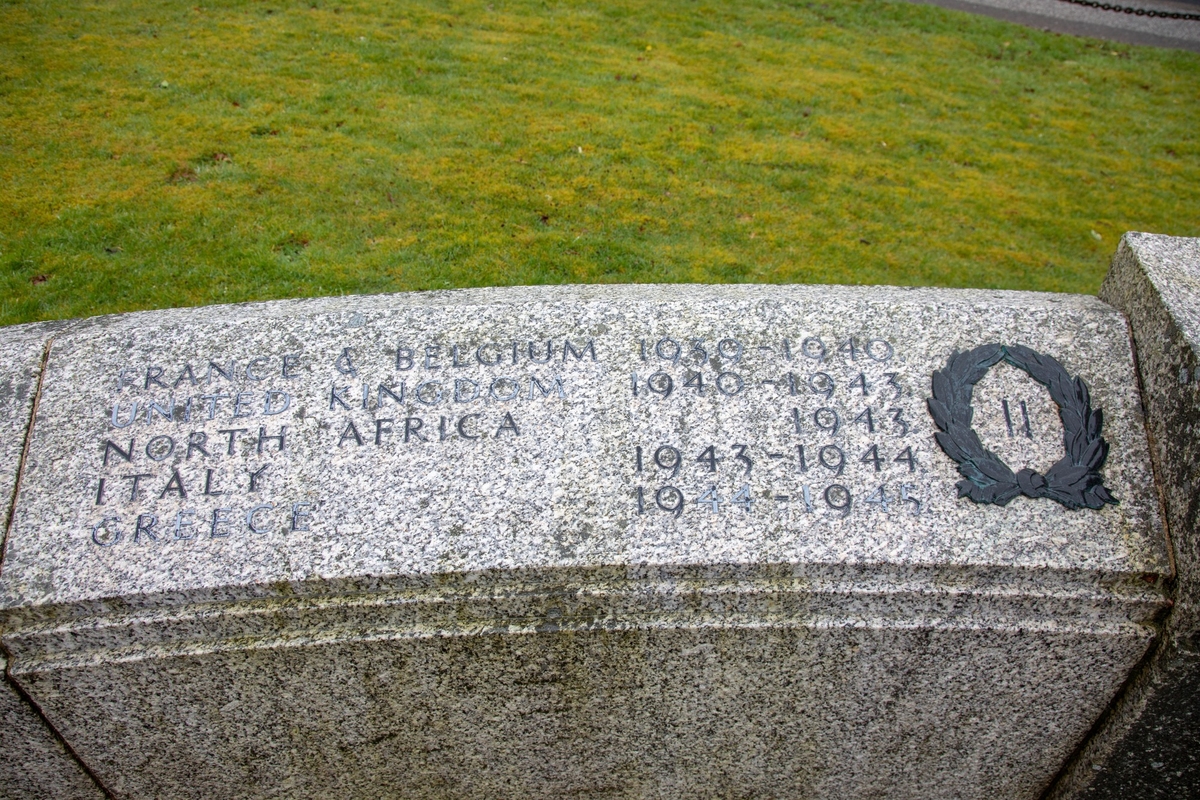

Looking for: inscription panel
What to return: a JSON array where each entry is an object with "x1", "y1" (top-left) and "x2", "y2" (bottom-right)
[{"x1": 0, "y1": 285, "x2": 1170, "y2": 608}]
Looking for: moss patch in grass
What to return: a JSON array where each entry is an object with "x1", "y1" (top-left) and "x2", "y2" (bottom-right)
[{"x1": 1, "y1": 0, "x2": 1197, "y2": 324}]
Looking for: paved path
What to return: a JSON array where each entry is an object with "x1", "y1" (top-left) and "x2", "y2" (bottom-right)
[{"x1": 908, "y1": 0, "x2": 1200, "y2": 51}]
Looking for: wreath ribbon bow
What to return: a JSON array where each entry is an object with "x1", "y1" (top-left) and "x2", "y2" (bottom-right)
[{"x1": 927, "y1": 343, "x2": 1118, "y2": 510}]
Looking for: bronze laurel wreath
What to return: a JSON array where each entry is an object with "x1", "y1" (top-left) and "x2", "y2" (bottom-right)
[{"x1": 927, "y1": 344, "x2": 1118, "y2": 510}]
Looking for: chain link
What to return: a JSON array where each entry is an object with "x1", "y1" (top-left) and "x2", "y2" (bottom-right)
[{"x1": 1055, "y1": 0, "x2": 1200, "y2": 20}]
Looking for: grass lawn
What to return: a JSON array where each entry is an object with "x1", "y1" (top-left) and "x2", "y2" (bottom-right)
[{"x1": 1, "y1": 0, "x2": 1197, "y2": 325}]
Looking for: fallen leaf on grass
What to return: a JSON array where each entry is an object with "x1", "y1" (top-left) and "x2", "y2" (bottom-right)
[{"x1": 168, "y1": 165, "x2": 197, "y2": 183}]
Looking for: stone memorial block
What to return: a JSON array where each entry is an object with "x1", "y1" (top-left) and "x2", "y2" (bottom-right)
[
  {"x1": 0, "y1": 322, "x2": 105, "y2": 800},
  {"x1": 1049, "y1": 233, "x2": 1200, "y2": 798},
  {"x1": 0, "y1": 284, "x2": 1171, "y2": 799}
]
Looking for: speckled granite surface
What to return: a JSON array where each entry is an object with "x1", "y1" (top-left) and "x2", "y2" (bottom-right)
[
  {"x1": 1049, "y1": 233, "x2": 1200, "y2": 799},
  {"x1": 0, "y1": 322, "x2": 104, "y2": 800},
  {"x1": 0, "y1": 283, "x2": 1171, "y2": 798}
]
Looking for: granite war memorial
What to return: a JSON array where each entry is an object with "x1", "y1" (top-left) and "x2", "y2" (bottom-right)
[{"x1": 0, "y1": 232, "x2": 1196, "y2": 799}]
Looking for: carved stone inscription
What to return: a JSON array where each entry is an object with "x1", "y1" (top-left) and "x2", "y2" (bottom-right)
[
  {"x1": 86, "y1": 338, "x2": 598, "y2": 548},
  {"x1": 80, "y1": 333, "x2": 1116, "y2": 551},
  {"x1": 2, "y1": 286, "x2": 1159, "y2": 608},
  {"x1": 629, "y1": 335, "x2": 926, "y2": 519}
]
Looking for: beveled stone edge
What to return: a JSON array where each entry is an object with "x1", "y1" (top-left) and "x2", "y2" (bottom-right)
[
  {"x1": 1046, "y1": 231, "x2": 1200, "y2": 799},
  {"x1": 21, "y1": 281, "x2": 1120, "y2": 337},
  {"x1": 0, "y1": 320, "x2": 79, "y2": 572},
  {"x1": 0, "y1": 560, "x2": 1169, "y2": 676},
  {"x1": 0, "y1": 320, "x2": 108, "y2": 800}
]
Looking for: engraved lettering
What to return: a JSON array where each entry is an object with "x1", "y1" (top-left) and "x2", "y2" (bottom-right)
[
  {"x1": 103, "y1": 438, "x2": 134, "y2": 466},
  {"x1": 211, "y1": 508, "x2": 234, "y2": 537},
  {"x1": 455, "y1": 379, "x2": 480, "y2": 403},
  {"x1": 204, "y1": 468, "x2": 224, "y2": 495},
  {"x1": 377, "y1": 383, "x2": 405, "y2": 407},
  {"x1": 187, "y1": 432, "x2": 210, "y2": 459},
  {"x1": 247, "y1": 465, "x2": 269, "y2": 492},
  {"x1": 801, "y1": 337, "x2": 826, "y2": 363},
  {"x1": 257, "y1": 426, "x2": 286, "y2": 453},
  {"x1": 282, "y1": 353, "x2": 301, "y2": 378},
  {"x1": 824, "y1": 484, "x2": 851, "y2": 516},
  {"x1": 496, "y1": 412, "x2": 520, "y2": 437},
  {"x1": 145, "y1": 366, "x2": 168, "y2": 389},
  {"x1": 145, "y1": 396, "x2": 175, "y2": 423},
  {"x1": 160, "y1": 469, "x2": 187, "y2": 499},
  {"x1": 246, "y1": 504, "x2": 274, "y2": 534},
  {"x1": 563, "y1": 339, "x2": 596, "y2": 361},
  {"x1": 528, "y1": 340, "x2": 553, "y2": 364},
  {"x1": 145, "y1": 435, "x2": 176, "y2": 462},
  {"x1": 654, "y1": 446, "x2": 682, "y2": 477},
  {"x1": 866, "y1": 339, "x2": 894, "y2": 362},
  {"x1": 134, "y1": 513, "x2": 159, "y2": 542},
  {"x1": 111, "y1": 401, "x2": 139, "y2": 428},
  {"x1": 716, "y1": 372, "x2": 743, "y2": 396},
  {"x1": 415, "y1": 381, "x2": 443, "y2": 405},
  {"x1": 656, "y1": 338, "x2": 681, "y2": 364},
  {"x1": 206, "y1": 361, "x2": 235, "y2": 384},
  {"x1": 173, "y1": 364, "x2": 199, "y2": 388},
  {"x1": 476, "y1": 343, "x2": 502, "y2": 366},
  {"x1": 819, "y1": 445, "x2": 845, "y2": 476},
  {"x1": 489, "y1": 377, "x2": 519, "y2": 402},
  {"x1": 174, "y1": 509, "x2": 198, "y2": 540},
  {"x1": 528, "y1": 376, "x2": 566, "y2": 400},
  {"x1": 217, "y1": 428, "x2": 249, "y2": 456},
  {"x1": 246, "y1": 357, "x2": 270, "y2": 381},
  {"x1": 91, "y1": 516, "x2": 122, "y2": 546},
  {"x1": 457, "y1": 414, "x2": 481, "y2": 440},
  {"x1": 290, "y1": 502, "x2": 312, "y2": 532},
  {"x1": 338, "y1": 421, "x2": 364, "y2": 447},
  {"x1": 199, "y1": 393, "x2": 230, "y2": 420},
  {"x1": 335, "y1": 347, "x2": 358, "y2": 377},
  {"x1": 263, "y1": 390, "x2": 291, "y2": 415},
  {"x1": 717, "y1": 339, "x2": 742, "y2": 364},
  {"x1": 404, "y1": 417, "x2": 427, "y2": 443},
  {"x1": 329, "y1": 385, "x2": 352, "y2": 410},
  {"x1": 121, "y1": 473, "x2": 153, "y2": 501},
  {"x1": 233, "y1": 392, "x2": 256, "y2": 418}
]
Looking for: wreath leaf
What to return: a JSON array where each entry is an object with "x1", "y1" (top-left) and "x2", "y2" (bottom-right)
[{"x1": 927, "y1": 398, "x2": 951, "y2": 432}]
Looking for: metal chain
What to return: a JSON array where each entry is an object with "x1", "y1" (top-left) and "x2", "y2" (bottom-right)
[{"x1": 1055, "y1": 0, "x2": 1200, "y2": 20}]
